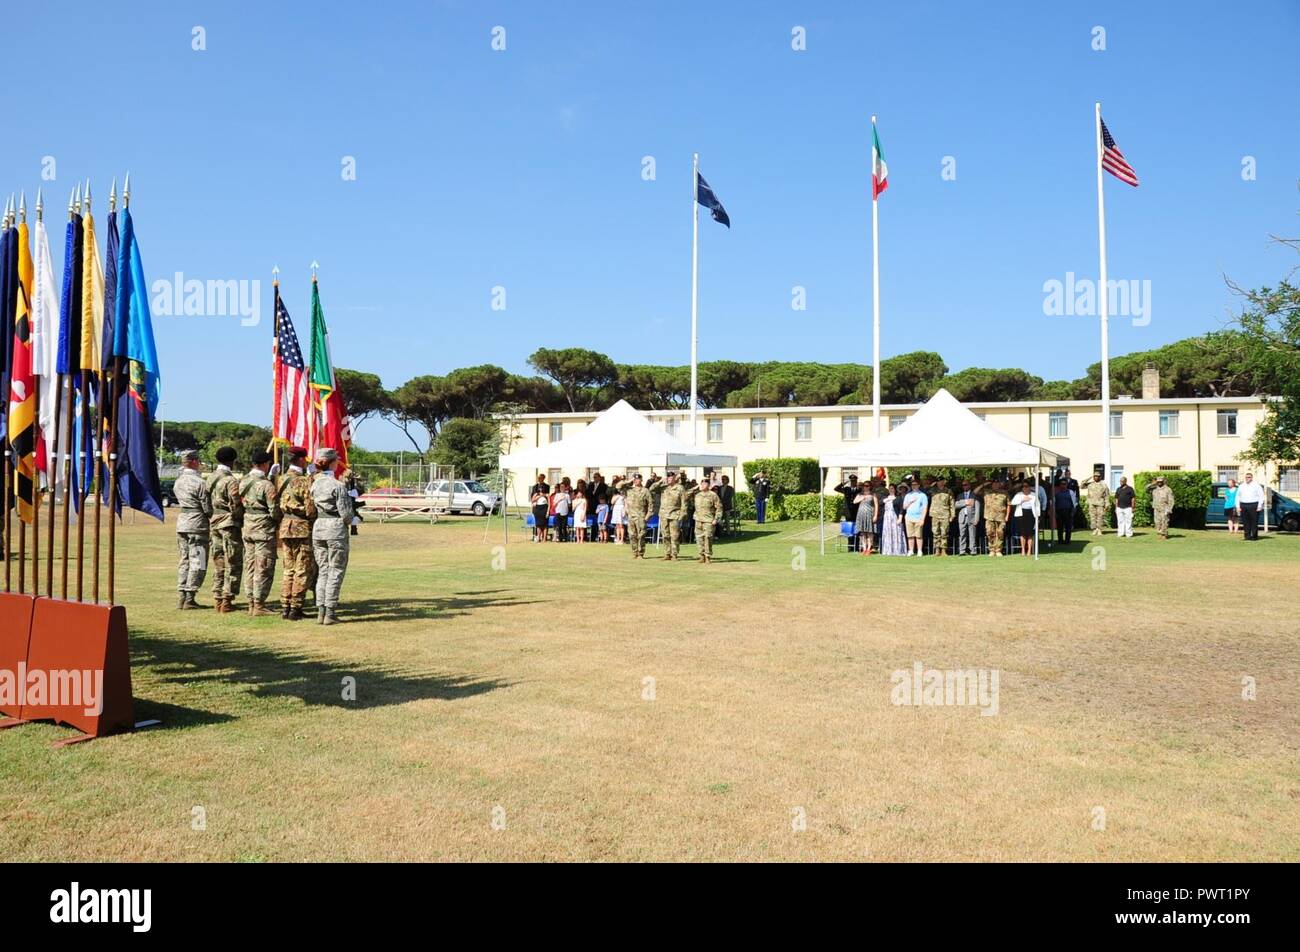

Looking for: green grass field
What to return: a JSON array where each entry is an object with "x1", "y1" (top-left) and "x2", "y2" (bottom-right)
[{"x1": 1, "y1": 513, "x2": 1296, "y2": 861}]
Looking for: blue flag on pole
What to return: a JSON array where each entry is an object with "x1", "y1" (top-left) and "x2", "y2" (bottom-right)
[
  {"x1": 110, "y1": 208, "x2": 163, "y2": 520},
  {"x1": 696, "y1": 172, "x2": 730, "y2": 228}
]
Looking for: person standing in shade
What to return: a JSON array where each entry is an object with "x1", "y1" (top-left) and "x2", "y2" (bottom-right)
[
  {"x1": 1235, "y1": 472, "x2": 1265, "y2": 541},
  {"x1": 954, "y1": 480, "x2": 980, "y2": 555},
  {"x1": 311, "y1": 449, "x2": 354, "y2": 625},
  {"x1": 977, "y1": 478, "x2": 1011, "y2": 557},
  {"x1": 623, "y1": 474, "x2": 652, "y2": 558},
  {"x1": 1052, "y1": 479, "x2": 1075, "y2": 545},
  {"x1": 928, "y1": 477, "x2": 954, "y2": 556},
  {"x1": 834, "y1": 474, "x2": 862, "y2": 550},
  {"x1": 206, "y1": 446, "x2": 245, "y2": 614},
  {"x1": 276, "y1": 447, "x2": 317, "y2": 620},
  {"x1": 174, "y1": 450, "x2": 213, "y2": 610},
  {"x1": 1149, "y1": 476, "x2": 1174, "y2": 539},
  {"x1": 853, "y1": 484, "x2": 877, "y2": 556},
  {"x1": 1114, "y1": 476, "x2": 1137, "y2": 538},
  {"x1": 751, "y1": 471, "x2": 772, "y2": 524},
  {"x1": 552, "y1": 482, "x2": 571, "y2": 543},
  {"x1": 880, "y1": 484, "x2": 906, "y2": 556},
  {"x1": 240, "y1": 450, "x2": 281, "y2": 617},
  {"x1": 1009, "y1": 479, "x2": 1040, "y2": 558},
  {"x1": 902, "y1": 479, "x2": 929, "y2": 557}
]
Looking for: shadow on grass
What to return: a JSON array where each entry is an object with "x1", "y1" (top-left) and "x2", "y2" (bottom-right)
[
  {"x1": 128, "y1": 631, "x2": 509, "y2": 724},
  {"x1": 341, "y1": 590, "x2": 545, "y2": 623}
]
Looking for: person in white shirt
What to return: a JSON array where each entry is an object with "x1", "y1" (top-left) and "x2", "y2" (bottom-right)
[
  {"x1": 1235, "y1": 472, "x2": 1267, "y2": 541},
  {"x1": 1009, "y1": 480, "x2": 1041, "y2": 558}
]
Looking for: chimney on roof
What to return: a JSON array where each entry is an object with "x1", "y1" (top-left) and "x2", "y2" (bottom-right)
[{"x1": 1141, "y1": 364, "x2": 1160, "y2": 400}]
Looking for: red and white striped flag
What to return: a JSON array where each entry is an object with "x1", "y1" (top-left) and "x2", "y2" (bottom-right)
[
  {"x1": 1100, "y1": 117, "x2": 1139, "y2": 187},
  {"x1": 273, "y1": 288, "x2": 313, "y2": 448}
]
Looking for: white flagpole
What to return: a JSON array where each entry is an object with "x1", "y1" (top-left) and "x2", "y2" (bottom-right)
[
  {"x1": 690, "y1": 152, "x2": 700, "y2": 447},
  {"x1": 1095, "y1": 102, "x2": 1112, "y2": 485},
  {"x1": 871, "y1": 117, "x2": 882, "y2": 438}
]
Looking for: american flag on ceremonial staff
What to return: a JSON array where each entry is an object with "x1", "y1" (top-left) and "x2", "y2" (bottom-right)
[
  {"x1": 1100, "y1": 117, "x2": 1139, "y2": 187},
  {"x1": 273, "y1": 288, "x2": 312, "y2": 447}
]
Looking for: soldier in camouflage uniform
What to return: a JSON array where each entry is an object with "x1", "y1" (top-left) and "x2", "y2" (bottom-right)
[
  {"x1": 977, "y1": 478, "x2": 1011, "y2": 557},
  {"x1": 276, "y1": 447, "x2": 317, "y2": 621},
  {"x1": 1150, "y1": 476, "x2": 1175, "y2": 539},
  {"x1": 650, "y1": 472, "x2": 692, "y2": 561},
  {"x1": 623, "y1": 473, "x2": 653, "y2": 558},
  {"x1": 174, "y1": 450, "x2": 213, "y2": 609},
  {"x1": 692, "y1": 479, "x2": 722, "y2": 563},
  {"x1": 1084, "y1": 475, "x2": 1111, "y2": 535},
  {"x1": 240, "y1": 450, "x2": 281, "y2": 617},
  {"x1": 206, "y1": 446, "x2": 245, "y2": 613},
  {"x1": 311, "y1": 449, "x2": 354, "y2": 625},
  {"x1": 928, "y1": 477, "x2": 954, "y2": 556}
]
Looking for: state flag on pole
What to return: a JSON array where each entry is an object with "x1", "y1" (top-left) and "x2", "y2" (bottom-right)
[
  {"x1": 872, "y1": 123, "x2": 889, "y2": 199},
  {"x1": 1100, "y1": 117, "x2": 1140, "y2": 187},
  {"x1": 9, "y1": 219, "x2": 37, "y2": 523},
  {"x1": 695, "y1": 173, "x2": 730, "y2": 228},
  {"x1": 31, "y1": 212, "x2": 61, "y2": 484}
]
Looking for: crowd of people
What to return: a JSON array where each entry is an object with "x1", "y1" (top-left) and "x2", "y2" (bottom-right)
[
  {"x1": 832, "y1": 467, "x2": 1187, "y2": 557},
  {"x1": 525, "y1": 470, "x2": 739, "y2": 563}
]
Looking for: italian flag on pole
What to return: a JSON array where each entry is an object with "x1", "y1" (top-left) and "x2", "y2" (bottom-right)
[
  {"x1": 872, "y1": 122, "x2": 889, "y2": 199},
  {"x1": 309, "y1": 277, "x2": 352, "y2": 471}
]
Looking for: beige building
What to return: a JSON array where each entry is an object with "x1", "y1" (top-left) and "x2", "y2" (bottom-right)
[{"x1": 502, "y1": 394, "x2": 1294, "y2": 506}]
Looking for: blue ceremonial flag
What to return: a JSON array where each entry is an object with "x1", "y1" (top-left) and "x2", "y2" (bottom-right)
[
  {"x1": 56, "y1": 214, "x2": 83, "y2": 376},
  {"x1": 696, "y1": 172, "x2": 730, "y2": 228},
  {"x1": 101, "y1": 208, "x2": 119, "y2": 372},
  {"x1": 110, "y1": 208, "x2": 163, "y2": 520}
]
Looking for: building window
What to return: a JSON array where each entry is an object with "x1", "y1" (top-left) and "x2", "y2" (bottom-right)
[
  {"x1": 664, "y1": 419, "x2": 680, "y2": 437},
  {"x1": 1217, "y1": 465, "x2": 1239, "y2": 483},
  {"x1": 750, "y1": 418, "x2": 767, "y2": 441},
  {"x1": 1109, "y1": 466, "x2": 1124, "y2": 491},
  {"x1": 547, "y1": 468, "x2": 561, "y2": 486},
  {"x1": 841, "y1": 416, "x2": 859, "y2": 441},
  {"x1": 1159, "y1": 465, "x2": 1182, "y2": 472},
  {"x1": 888, "y1": 415, "x2": 905, "y2": 431},
  {"x1": 795, "y1": 417, "x2": 812, "y2": 441},
  {"x1": 1281, "y1": 467, "x2": 1300, "y2": 494},
  {"x1": 707, "y1": 419, "x2": 723, "y2": 442},
  {"x1": 548, "y1": 422, "x2": 563, "y2": 443},
  {"x1": 1216, "y1": 409, "x2": 1238, "y2": 436},
  {"x1": 1048, "y1": 412, "x2": 1068, "y2": 438},
  {"x1": 1109, "y1": 411, "x2": 1123, "y2": 437},
  {"x1": 1159, "y1": 410, "x2": 1179, "y2": 437}
]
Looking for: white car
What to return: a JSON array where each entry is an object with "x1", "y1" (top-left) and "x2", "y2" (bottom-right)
[{"x1": 424, "y1": 479, "x2": 501, "y2": 516}]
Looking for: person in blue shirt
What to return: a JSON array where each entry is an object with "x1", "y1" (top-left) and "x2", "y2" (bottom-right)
[
  {"x1": 1224, "y1": 478, "x2": 1239, "y2": 534},
  {"x1": 902, "y1": 480, "x2": 929, "y2": 557}
]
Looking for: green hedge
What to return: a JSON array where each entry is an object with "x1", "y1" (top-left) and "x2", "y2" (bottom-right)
[
  {"x1": 1133, "y1": 470, "x2": 1211, "y2": 529},
  {"x1": 743, "y1": 458, "x2": 820, "y2": 494},
  {"x1": 781, "y1": 493, "x2": 844, "y2": 521}
]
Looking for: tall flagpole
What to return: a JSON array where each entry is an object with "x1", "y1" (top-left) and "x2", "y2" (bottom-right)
[
  {"x1": 689, "y1": 152, "x2": 700, "y2": 447},
  {"x1": 28, "y1": 191, "x2": 39, "y2": 597},
  {"x1": 871, "y1": 116, "x2": 882, "y2": 438},
  {"x1": 1094, "y1": 102, "x2": 1111, "y2": 485},
  {"x1": 3, "y1": 197, "x2": 13, "y2": 593},
  {"x1": 106, "y1": 174, "x2": 128, "y2": 604},
  {"x1": 44, "y1": 188, "x2": 61, "y2": 598}
]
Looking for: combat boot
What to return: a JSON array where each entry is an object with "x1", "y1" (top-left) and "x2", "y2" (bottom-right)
[
  {"x1": 181, "y1": 593, "x2": 203, "y2": 610},
  {"x1": 289, "y1": 605, "x2": 305, "y2": 621},
  {"x1": 322, "y1": 608, "x2": 340, "y2": 626},
  {"x1": 281, "y1": 603, "x2": 293, "y2": 620},
  {"x1": 249, "y1": 601, "x2": 274, "y2": 618},
  {"x1": 318, "y1": 607, "x2": 327, "y2": 625},
  {"x1": 177, "y1": 593, "x2": 187, "y2": 610},
  {"x1": 215, "y1": 598, "x2": 229, "y2": 614}
]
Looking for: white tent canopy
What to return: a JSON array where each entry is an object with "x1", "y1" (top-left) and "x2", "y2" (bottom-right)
[
  {"x1": 817, "y1": 389, "x2": 1063, "y2": 558},
  {"x1": 820, "y1": 388, "x2": 1062, "y2": 471},
  {"x1": 500, "y1": 400, "x2": 739, "y2": 472}
]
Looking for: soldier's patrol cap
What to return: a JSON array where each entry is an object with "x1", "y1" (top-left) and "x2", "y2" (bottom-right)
[
  {"x1": 180, "y1": 449, "x2": 200, "y2": 462},
  {"x1": 1156, "y1": 476, "x2": 1165, "y2": 482},
  {"x1": 316, "y1": 448, "x2": 339, "y2": 465}
]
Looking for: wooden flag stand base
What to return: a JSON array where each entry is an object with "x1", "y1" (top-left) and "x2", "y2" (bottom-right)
[{"x1": 0, "y1": 593, "x2": 140, "y2": 748}]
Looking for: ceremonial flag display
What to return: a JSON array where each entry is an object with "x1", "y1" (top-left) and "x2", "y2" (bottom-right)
[
  {"x1": 110, "y1": 206, "x2": 164, "y2": 521},
  {"x1": 1100, "y1": 117, "x2": 1140, "y2": 187},
  {"x1": 8, "y1": 212, "x2": 37, "y2": 523},
  {"x1": 31, "y1": 196, "x2": 61, "y2": 482},
  {"x1": 273, "y1": 286, "x2": 313, "y2": 450},
  {"x1": 308, "y1": 278, "x2": 351, "y2": 469}
]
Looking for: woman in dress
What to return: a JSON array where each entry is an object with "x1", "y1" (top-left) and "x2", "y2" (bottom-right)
[
  {"x1": 1009, "y1": 480, "x2": 1041, "y2": 558},
  {"x1": 611, "y1": 490, "x2": 627, "y2": 543},
  {"x1": 881, "y1": 485, "x2": 907, "y2": 556},
  {"x1": 854, "y1": 486, "x2": 877, "y2": 555},
  {"x1": 572, "y1": 487, "x2": 589, "y2": 543}
]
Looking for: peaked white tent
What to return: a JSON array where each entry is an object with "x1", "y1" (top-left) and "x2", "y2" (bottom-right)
[
  {"x1": 817, "y1": 389, "x2": 1063, "y2": 557},
  {"x1": 496, "y1": 400, "x2": 738, "y2": 540}
]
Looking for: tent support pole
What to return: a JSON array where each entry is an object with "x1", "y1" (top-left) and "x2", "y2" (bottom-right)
[
  {"x1": 1033, "y1": 466, "x2": 1040, "y2": 561},
  {"x1": 819, "y1": 466, "x2": 826, "y2": 556}
]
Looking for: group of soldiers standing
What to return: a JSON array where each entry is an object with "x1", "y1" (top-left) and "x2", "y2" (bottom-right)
[
  {"x1": 618, "y1": 471, "x2": 723, "y2": 563},
  {"x1": 173, "y1": 445, "x2": 355, "y2": 625}
]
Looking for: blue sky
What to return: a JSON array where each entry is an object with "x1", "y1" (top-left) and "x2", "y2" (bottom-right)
[{"x1": 7, "y1": 1, "x2": 1298, "y2": 449}]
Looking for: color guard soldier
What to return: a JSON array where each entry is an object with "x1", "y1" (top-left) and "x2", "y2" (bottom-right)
[
  {"x1": 276, "y1": 447, "x2": 317, "y2": 620},
  {"x1": 240, "y1": 450, "x2": 281, "y2": 617},
  {"x1": 206, "y1": 446, "x2": 245, "y2": 614},
  {"x1": 174, "y1": 450, "x2": 213, "y2": 610}
]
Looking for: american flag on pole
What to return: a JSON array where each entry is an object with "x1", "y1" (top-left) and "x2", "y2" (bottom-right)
[
  {"x1": 1100, "y1": 118, "x2": 1140, "y2": 187},
  {"x1": 273, "y1": 288, "x2": 313, "y2": 447}
]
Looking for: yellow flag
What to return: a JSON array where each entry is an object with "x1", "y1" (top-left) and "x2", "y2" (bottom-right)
[{"x1": 80, "y1": 210, "x2": 104, "y2": 373}]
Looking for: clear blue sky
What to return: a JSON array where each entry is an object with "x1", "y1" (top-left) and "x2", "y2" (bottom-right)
[{"x1": 8, "y1": 1, "x2": 1297, "y2": 449}]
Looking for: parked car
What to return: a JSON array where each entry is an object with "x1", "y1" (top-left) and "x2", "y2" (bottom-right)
[
  {"x1": 423, "y1": 479, "x2": 501, "y2": 516},
  {"x1": 1206, "y1": 482, "x2": 1300, "y2": 532}
]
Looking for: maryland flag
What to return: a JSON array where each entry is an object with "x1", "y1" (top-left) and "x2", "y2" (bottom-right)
[
  {"x1": 7, "y1": 215, "x2": 37, "y2": 523},
  {"x1": 308, "y1": 277, "x2": 351, "y2": 471}
]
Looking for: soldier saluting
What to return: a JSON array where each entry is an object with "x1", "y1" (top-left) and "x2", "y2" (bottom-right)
[
  {"x1": 174, "y1": 450, "x2": 213, "y2": 610},
  {"x1": 623, "y1": 474, "x2": 653, "y2": 559},
  {"x1": 311, "y1": 448, "x2": 354, "y2": 626},
  {"x1": 275, "y1": 447, "x2": 317, "y2": 621}
]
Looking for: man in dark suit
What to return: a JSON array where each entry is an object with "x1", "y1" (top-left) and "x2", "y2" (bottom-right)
[
  {"x1": 716, "y1": 475, "x2": 736, "y2": 536},
  {"x1": 751, "y1": 471, "x2": 772, "y2": 524}
]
